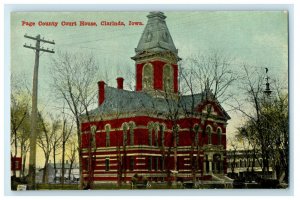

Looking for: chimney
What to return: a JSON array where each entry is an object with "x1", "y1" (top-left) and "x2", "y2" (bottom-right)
[
  {"x1": 98, "y1": 81, "x2": 105, "y2": 106},
  {"x1": 116, "y1": 77, "x2": 124, "y2": 89}
]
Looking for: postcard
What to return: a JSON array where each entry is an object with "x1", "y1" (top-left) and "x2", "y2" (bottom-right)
[{"x1": 10, "y1": 10, "x2": 289, "y2": 191}]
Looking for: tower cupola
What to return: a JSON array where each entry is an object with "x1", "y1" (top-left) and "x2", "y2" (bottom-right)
[{"x1": 132, "y1": 11, "x2": 181, "y2": 96}]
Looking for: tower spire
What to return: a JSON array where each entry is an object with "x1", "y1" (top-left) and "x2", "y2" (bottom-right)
[
  {"x1": 133, "y1": 11, "x2": 179, "y2": 60},
  {"x1": 132, "y1": 12, "x2": 180, "y2": 96}
]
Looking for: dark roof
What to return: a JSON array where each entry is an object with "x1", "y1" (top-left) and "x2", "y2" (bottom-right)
[
  {"x1": 134, "y1": 12, "x2": 178, "y2": 56},
  {"x1": 89, "y1": 86, "x2": 181, "y2": 116},
  {"x1": 88, "y1": 86, "x2": 229, "y2": 120}
]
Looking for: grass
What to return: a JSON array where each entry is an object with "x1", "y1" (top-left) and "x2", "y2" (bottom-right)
[
  {"x1": 36, "y1": 184, "x2": 79, "y2": 190},
  {"x1": 35, "y1": 183, "x2": 230, "y2": 190}
]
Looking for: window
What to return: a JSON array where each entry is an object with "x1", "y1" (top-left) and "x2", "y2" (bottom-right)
[
  {"x1": 160, "y1": 156, "x2": 164, "y2": 171},
  {"x1": 148, "y1": 123, "x2": 153, "y2": 146},
  {"x1": 142, "y1": 64, "x2": 154, "y2": 90},
  {"x1": 123, "y1": 123, "x2": 128, "y2": 146},
  {"x1": 194, "y1": 124, "x2": 200, "y2": 146},
  {"x1": 15, "y1": 161, "x2": 19, "y2": 170},
  {"x1": 217, "y1": 128, "x2": 222, "y2": 145},
  {"x1": 155, "y1": 157, "x2": 159, "y2": 171},
  {"x1": 129, "y1": 122, "x2": 135, "y2": 146},
  {"x1": 148, "y1": 156, "x2": 152, "y2": 171},
  {"x1": 154, "y1": 124, "x2": 159, "y2": 146},
  {"x1": 130, "y1": 157, "x2": 134, "y2": 171},
  {"x1": 105, "y1": 157, "x2": 110, "y2": 171},
  {"x1": 163, "y1": 64, "x2": 174, "y2": 92},
  {"x1": 90, "y1": 125, "x2": 97, "y2": 149},
  {"x1": 206, "y1": 126, "x2": 212, "y2": 144},
  {"x1": 160, "y1": 125, "x2": 165, "y2": 147},
  {"x1": 105, "y1": 124, "x2": 110, "y2": 147}
]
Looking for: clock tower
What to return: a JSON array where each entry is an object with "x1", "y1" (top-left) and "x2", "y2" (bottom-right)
[{"x1": 131, "y1": 12, "x2": 181, "y2": 97}]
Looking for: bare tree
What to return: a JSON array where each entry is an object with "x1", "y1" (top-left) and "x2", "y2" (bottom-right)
[
  {"x1": 61, "y1": 112, "x2": 74, "y2": 185},
  {"x1": 175, "y1": 52, "x2": 236, "y2": 186},
  {"x1": 10, "y1": 75, "x2": 31, "y2": 177},
  {"x1": 17, "y1": 122, "x2": 31, "y2": 178},
  {"x1": 50, "y1": 51, "x2": 100, "y2": 189},
  {"x1": 232, "y1": 65, "x2": 288, "y2": 182},
  {"x1": 37, "y1": 113, "x2": 60, "y2": 183},
  {"x1": 66, "y1": 138, "x2": 78, "y2": 182},
  {"x1": 226, "y1": 137, "x2": 239, "y2": 178},
  {"x1": 51, "y1": 123, "x2": 63, "y2": 183},
  {"x1": 182, "y1": 51, "x2": 237, "y2": 104}
]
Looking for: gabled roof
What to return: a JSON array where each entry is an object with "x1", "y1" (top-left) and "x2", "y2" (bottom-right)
[{"x1": 134, "y1": 12, "x2": 178, "y2": 57}]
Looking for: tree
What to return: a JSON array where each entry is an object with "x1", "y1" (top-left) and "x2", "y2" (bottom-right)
[
  {"x1": 60, "y1": 113, "x2": 74, "y2": 185},
  {"x1": 177, "y1": 52, "x2": 236, "y2": 185},
  {"x1": 234, "y1": 65, "x2": 288, "y2": 183},
  {"x1": 50, "y1": 51, "x2": 100, "y2": 189},
  {"x1": 50, "y1": 121, "x2": 63, "y2": 183},
  {"x1": 226, "y1": 137, "x2": 239, "y2": 178},
  {"x1": 66, "y1": 137, "x2": 78, "y2": 182},
  {"x1": 10, "y1": 73, "x2": 31, "y2": 178},
  {"x1": 181, "y1": 51, "x2": 237, "y2": 103},
  {"x1": 37, "y1": 113, "x2": 60, "y2": 183}
]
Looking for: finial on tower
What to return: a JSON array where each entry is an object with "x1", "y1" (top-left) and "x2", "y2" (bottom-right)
[{"x1": 264, "y1": 67, "x2": 272, "y2": 96}]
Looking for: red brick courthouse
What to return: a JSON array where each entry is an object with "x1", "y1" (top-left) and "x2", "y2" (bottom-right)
[{"x1": 80, "y1": 12, "x2": 231, "y2": 185}]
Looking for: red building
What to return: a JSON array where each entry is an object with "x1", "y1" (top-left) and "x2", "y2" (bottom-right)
[{"x1": 80, "y1": 12, "x2": 230, "y2": 185}]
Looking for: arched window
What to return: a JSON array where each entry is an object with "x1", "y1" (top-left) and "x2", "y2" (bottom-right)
[
  {"x1": 142, "y1": 63, "x2": 154, "y2": 90},
  {"x1": 160, "y1": 124, "x2": 165, "y2": 147},
  {"x1": 148, "y1": 122, "x2": 153, "y2": 146},
  {"x1": 129, "y1": 122, "x2": 135, "y2": 146},
  {"x1": 154, "y1": 123, "x2": 159, "y2": 146},
  {"x1": 217, "y1": 128, "x2": 222, "y2": 145},
  {"x1": 105, "y1": 124, "x2": 111, "y2": 147},
  {"x1": 163, "y1": 64, "x2": 174, "y2": 92},
  {"x1": 122, "y1": 123, "x2": 128, "y2": 146},
  {"x1": 193, "y1": 124, "x2": 200, "y2": 146},
  {"x1": 206, "y1": 126, "x2": 212, "y2": 144},
  {"x1": 90, "y1": 125, "x2": 97, "y2": 149}
]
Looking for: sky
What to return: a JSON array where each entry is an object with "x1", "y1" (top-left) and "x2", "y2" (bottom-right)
[{"x1": 10, "y1": 11, "x2": 288, "y2": 165}]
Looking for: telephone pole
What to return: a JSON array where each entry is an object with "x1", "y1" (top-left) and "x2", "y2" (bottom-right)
[{"x1": 24, "y1": 34, "x2": 55, "y2": 190}]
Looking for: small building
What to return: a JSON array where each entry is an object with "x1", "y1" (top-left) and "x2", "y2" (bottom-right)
[
  {"x1": 226, "y1": 150, "x2": 273, "y2": 180},
  {"x1": 36, "y1": 161, "x2": 79, "y2": 184}
]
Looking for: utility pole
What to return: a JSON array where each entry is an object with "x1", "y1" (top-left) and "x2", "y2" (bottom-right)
[{"x1": 24, "y1": 34, "x2": 55, "y2": 190}]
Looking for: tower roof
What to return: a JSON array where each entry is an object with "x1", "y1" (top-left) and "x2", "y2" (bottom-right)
[{"x1": 134, "y1": 12, "x2": 178, "y2": 57}]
